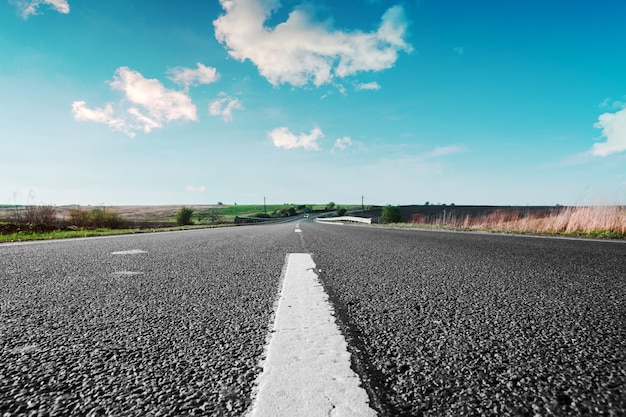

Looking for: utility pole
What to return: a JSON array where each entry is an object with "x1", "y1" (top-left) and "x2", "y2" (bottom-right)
[
  {"x1": 264, "y1": 197, "x2": 266, "y2": 215},
  {"x1": 361, "y1": 195, "x2": 364, "y2": 216}
]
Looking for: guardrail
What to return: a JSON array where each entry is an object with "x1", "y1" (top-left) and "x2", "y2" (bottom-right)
[{"x1": 316, "y1": 216, "x2": 372, "y2": 224}]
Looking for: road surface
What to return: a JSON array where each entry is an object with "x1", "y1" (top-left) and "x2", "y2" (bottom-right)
[{"x1": 1, "y1": 219, "x2": 624, "y2": 415}]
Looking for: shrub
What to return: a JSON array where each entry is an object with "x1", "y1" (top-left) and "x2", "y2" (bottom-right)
[
  {"x1": 336, "y1": 208, "x2": 347, "y2": 216},
  {"x1": 176, "y1": 207, "x2": 194, "y2": 226},
  {"x1": 68, "y1": 207, "x2": 91, "y2": 228},
  {"x1": 326, "y1": 202, "x2": 336, "y2": 210},
  {"x1": 68, "y1": 207, "x2": 127, "y2": 229},
  {"x1": 381, "y1": 205, "x2": 401, "y2": 223},
  {"x1": 22, "y1": 205, "x2": 57, "y2": 225}
]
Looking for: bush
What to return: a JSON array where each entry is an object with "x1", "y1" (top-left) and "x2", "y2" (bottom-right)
[
  {"x1": 176, "y1": 207, "x2": 194, "y2": 226},
  {"x1": 68, "y1": 207, "x2": 91, "y2": 228},
  {"x1": 68, "y1": 207, "x2": 127, "y2": 229},
  {"x1": 22, "y1": 205, "x2": 57, "y2": 225},
  {"x1": 336, "y1": 207, "x2": 347, "y2": 216},
  {"x1": 381, "y1": 205, "x2": 401, "y2": 223}
]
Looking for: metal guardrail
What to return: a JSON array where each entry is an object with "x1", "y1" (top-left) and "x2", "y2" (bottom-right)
[{"x1": 316, "y1": 216, "x2": 372, "y2": 224}]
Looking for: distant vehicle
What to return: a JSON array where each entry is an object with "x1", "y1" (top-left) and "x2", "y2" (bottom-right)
[{"x1": 303, "y1": 214, "x2": 309, "y2": 218}]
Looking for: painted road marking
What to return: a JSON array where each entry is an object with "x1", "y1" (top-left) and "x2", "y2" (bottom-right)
[
  {"x1": 111, "y1": 249, "x2": 147, "y2": 255},
  {"x1": 112, "y1": 271, "x2": 144, "y2": 276},
  {"x1": 248, "y1": 253, "x2": 376, "y2": 417}
]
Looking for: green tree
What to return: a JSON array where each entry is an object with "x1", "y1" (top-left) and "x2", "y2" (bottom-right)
[
  {"x1": 381, "y1": 205, "x2": 401, "y2": 223},
  {"x1": 336, "y1": 207, "x2": 347, "y2": 216},
  {"x1": 176, "y1": 207, "x2": 194, "y2": 226},
  {"x1": 326, "y1": 201, "x2": 336, "y2": 210}
]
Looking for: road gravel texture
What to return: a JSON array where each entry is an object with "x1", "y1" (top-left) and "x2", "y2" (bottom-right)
[
  {"x1": 1, "y1": 227, "x2": 302, "y2": 416},
  {"x1": 303, "y1": 223, "x2": 626, "y2": 416}
]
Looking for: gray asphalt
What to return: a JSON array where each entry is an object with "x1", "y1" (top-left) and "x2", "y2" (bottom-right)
[
  {"x1": 1, "y1": 220, "x2": 625, "y2": 416},
  {"x1": 303, "y1": 221, "x2": 626, "y2": 416}
]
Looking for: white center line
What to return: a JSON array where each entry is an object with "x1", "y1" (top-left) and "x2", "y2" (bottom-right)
[
  {"x1": 248, "y1": 253, "x2": 377, "y2": 417},
  {"x1": 111, "y1": 249, "x2": 147, "y2": 255}
]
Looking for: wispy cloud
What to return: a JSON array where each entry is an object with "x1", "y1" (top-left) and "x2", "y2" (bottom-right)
[
  {"x1": 185, "y1": 185, "x2": 206, "y2": 193},
  {"x1": 424, "y1": 145, "x2": 466, "y2": 158},
  {"x1": 167, "y1": 63, "x2": 220, "y2": 90},
  {"x1": 72, "y1": 67, "x2": 197, "y2": 136},
  {"x1": 208, "y1": 93, "x2": 242, "y2": 123},
  {"x1": 590, "y1": 107, "x2": 626, "y2": 156},
  {"x1": 356, "y1": 82, "x2": 381, "y2": 91},
  {"x1": 11, "y1": 0, "x2": 69, "y2": 19},
  {"x1": 269, "y1": 127, "x2": 323, "y2": 151},
  {"x1": 599, "y1": 97, "x2": 626, "y2": 110},
  {"x1": 332, "y1": 136, "x2": 352, "y2": 151},
  {"x1": 214, "y1": 0, "x2": 412, "y2": 87},
  {"x1": 453, "y1": 46, "x2": 464, "y2": 56}
]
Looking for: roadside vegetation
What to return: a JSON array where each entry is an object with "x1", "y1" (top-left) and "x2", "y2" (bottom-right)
[
  {"x1": 400, "y1": 205, "x2": 626, "y2": 239},
  {"x1": 0, "y1": 203, "x2": 347, "y2": 242},
  {"x1": 2, "y1": 202, "x2": 623, "y2": 242}
]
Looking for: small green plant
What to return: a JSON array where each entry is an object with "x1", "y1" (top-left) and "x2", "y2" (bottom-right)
[
  {"x1": 336, "y1": 207, "x2": 347, "y2": 216},
  {"x1": 176, "y1": 207, "x2": 194, "y2": 226},
  {"x1": 326, "y1": 202, "x2": 336, "y2": 210},
  {"x1": 381, "y1": 205, "x2": 401, "y2": 223}
]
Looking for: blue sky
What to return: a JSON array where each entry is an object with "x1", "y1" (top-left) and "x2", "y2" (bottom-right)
[{"x1": 2, "y1": 0, "x2": 625, "y2": 206}]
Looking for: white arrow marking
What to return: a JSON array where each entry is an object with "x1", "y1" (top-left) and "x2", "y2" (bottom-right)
[{"x1": 248, "y1": 253, "x2": 376, "y2": 417}]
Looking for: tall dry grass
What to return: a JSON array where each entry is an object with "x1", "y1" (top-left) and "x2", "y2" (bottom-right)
[{"x1": 412, "y1": 206, "x2": 626, "y2": 237}]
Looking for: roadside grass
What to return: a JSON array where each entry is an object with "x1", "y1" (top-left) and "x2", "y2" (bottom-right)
[
  {"x1": 402, "y1": 206, "x2": 626, "y2": 239},
  {"x1": 0, "y1": 203, "x2": 319, "y2": 243},
  {"x1": 0, "y1": 224, "x2": 223, "y2": 243}
]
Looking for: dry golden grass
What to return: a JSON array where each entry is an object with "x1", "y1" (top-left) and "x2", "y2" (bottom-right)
[{"x1": 415, "y1": 206, "x2": 626, "y2": 238}]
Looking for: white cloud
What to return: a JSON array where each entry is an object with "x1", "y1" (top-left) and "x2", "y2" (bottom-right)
[
  {"x1": 209, "y1": 93, "x2": 242, "y2": 122},
  {"x1": 185, "y1": 185, "x2": 206, "y2": 193},
  {"x1": 600, "y1": 97, "x2": 626, "y2": 110},
  {"x1": 71, "y1": 101, "x2": 130, "y2": 134},
  {"x1": 332, "y1": 136, "x2": 352, "y2": 151},
  {"x1": 591, "y1": 107, "x2": 626, "y2": 156},
  {"x1": 168, "y1": 63, "x2": 220, "y2": 89},
  {"x1": 424, "y1": 145, "x2": 465, "y2": 158},
  {"x1": 269, "y1": 126, "x2": 323, "y2": 151},
  {"x1": 11, "y1": 0, "x2": 69, "y2": 19},
  {"x1": 72, "y1": 67, "x2": 197, "y2": 136},
  {"x1": 214, "y1": 0, "x2": 411, "y2": 87},
  {"x1": 356, "y1": 82, "x2": 381, "y2": 91}
]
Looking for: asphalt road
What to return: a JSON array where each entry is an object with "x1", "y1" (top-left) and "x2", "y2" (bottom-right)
[{"x1": 1, "y1": 220, "x2": 625, "y2": 416}]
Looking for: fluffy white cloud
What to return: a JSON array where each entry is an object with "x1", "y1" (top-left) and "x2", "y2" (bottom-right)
[
  {"x1": 209, "y1": 93, "x2": 242, "y2": 122},
  {"x1": 591, "y1": 107, "x2": 626, "y2": 156},
  {"x1": 332, "y1": 136, "x2": 352, "y2": 151},
  {"x1": 72, "y1": 101, "x2": 127, "y2": 133},
  {"x1": 11, "y1": 0, "x2": 69, "y2": 18},
  {"x1": 168, "y1": 63, "x2": 220, "y2": 89},
  {"x1": 269, "y1": 127, "x2": 323, "y2": 151},
  {"x1": 356, "y1": 82, "x2": 381, "y2": 91},
  {"x1": 72, "y1": 67, "x2": 197, "y2": 136},
  {"x1": 214, "y1": 0, "x2": 411, "y2": 87}
]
